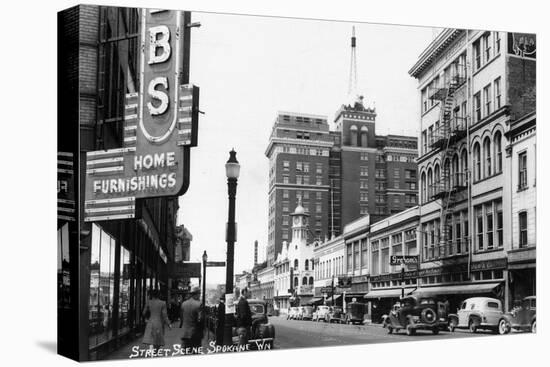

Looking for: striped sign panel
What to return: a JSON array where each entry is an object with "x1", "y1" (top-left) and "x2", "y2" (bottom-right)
[
  {"x1": 124, "y1": 92, "x2": 139, "y2": 149},
  {"x1": 58, "y1": 152, "x2": 75, "y2": 221},
  {"x1": 86, "y1": 148, "x2": 126, "y2": 175},
  {"x1": 177, "y1": 84, "x2": 198, "y2": 147},
  {"x1": 85, "y1": 148, "x2": 136, "y2": 221},
  {"x1": 84, "y1": 196, "x2": 136, "y2": 222}
]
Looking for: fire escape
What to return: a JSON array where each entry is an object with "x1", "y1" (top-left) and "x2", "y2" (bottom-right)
[{"x1": 428, "y1": 63, "x2": 468, "y2": 259}]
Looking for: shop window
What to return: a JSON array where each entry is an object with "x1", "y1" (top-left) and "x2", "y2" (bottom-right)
[
  {"x1": 89, "y1": 224, "x2": 117, "y2": 348},
  {"x1": 119, "y1": 247, "x2": 131, "y2": 332},
  {"x1": 57, "y1": 223, "x2": 71, "y2": 309},
  {"x1": 519, "y1": 211, "x2": 528, "y2": 248}
]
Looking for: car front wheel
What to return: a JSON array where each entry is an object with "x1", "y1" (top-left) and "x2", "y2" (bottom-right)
[
  {"x1": 448, "y1": 318, "x2": 457, "y2": 332},
  {"x1": 498, "y1": 319, "x2": 510, "y2": 335},
  {"x1": 531, "y1": 320, "x2": 536, "y2": 333},
  {"x1": 469, "y1": 320, "x2": 477, "y2": 333}
]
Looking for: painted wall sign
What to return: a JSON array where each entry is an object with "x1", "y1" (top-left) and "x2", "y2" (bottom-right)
[
  {"x1": 84, "y1": 9, "x2": 199, "y2": 222},
  {"x1": 508, "y1": 33, "x2": 536, "y2": 59}
]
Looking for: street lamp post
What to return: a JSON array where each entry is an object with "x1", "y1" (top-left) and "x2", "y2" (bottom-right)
[
  {"x1": 202, "y1": 250, "x2": 208, "y2": 311},
  {"x1": 202, "y1": 251, "x2": 208, "y2": 337},
  {"x1": 400, "y1": 262, "x2": 405, "y2": 299},
  {"x1": 224, "y1": 149, "x2": 240, "y2": 345}
]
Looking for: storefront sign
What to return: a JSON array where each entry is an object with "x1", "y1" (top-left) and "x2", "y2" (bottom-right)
[
  {"x1": 508, "y1": 33, "x2": 536, "y2": 59},
  {"x1": 299, "y1": 285, "x2": 313, "y2": 294},
  {"x1": 370, "y1": 270, "x2": 417, "y2": 283},
  {"x1": 172, "y1": 262, "x2": 201, "y2": 278},
  {"x1": 389, "y1": 255, "x2": 419, "y2": 267},
  {"x1": 320, "y1": 286, "x2": 333, "y2": 294},
  {"x1": 351, "y1": 275, "x2": 369, "y2": 284},
  {"x1": 58, "y1": 152, "x2": 75, "y2": 221},
  {"x1": 84, "y1": 10, "x2": 199, "y2": 222},
  {"x1": 470, "y1": 258, "x2": 507, "y2": 271}
]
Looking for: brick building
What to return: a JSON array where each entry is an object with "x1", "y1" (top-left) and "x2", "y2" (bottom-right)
[
  {"x1": 266, "y1": 101, "x2": 418, "y2": 266},
  {"x1": 265, "y1": 112, "x2": 333, "y2": 266},
  {"x1": 58, "y1": 5, "x2": 191, "y2": 360},
  {"x1": 409, "y1": 29, "x2": 536, "y2": 311}
]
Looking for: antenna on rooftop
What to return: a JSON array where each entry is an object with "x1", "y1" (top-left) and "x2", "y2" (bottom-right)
[{"x1": 348, "y1": 26, "x2": 358, "y2": 97}]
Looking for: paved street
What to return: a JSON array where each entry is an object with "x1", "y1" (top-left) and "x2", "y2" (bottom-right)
[{"x1": 270, "y1": 316, "x2": 495, "y2": 349}]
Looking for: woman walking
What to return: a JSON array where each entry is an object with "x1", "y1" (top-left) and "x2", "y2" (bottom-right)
[{"x1": 142, "y1": 289, "x2": 171, "y2": 351}]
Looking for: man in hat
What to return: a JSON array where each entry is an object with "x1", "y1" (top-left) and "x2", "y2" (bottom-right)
[
  {"x1": 180, "y1": 286, "x2": 203, "y2": 350},
  {"x1": 215, "y1": 296, "x2": 225, "y2": 345},
  {"x1": 235, "y1": 288, "x2": 252, "y2": 346}
]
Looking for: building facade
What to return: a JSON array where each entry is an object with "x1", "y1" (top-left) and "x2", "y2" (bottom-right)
[
  {"x1": 313, "y1": 235, "x2": 346, "y2": 305},
  {"x1": 272, "y1": 202, "x2": 316, "y2": 311},
  {"x1": 364, "y1": 207, "x2": 419, "y2": 323},
  {"x1": 332, "y1": 97, "x2": 418, "y2": 231},
  {"x1": 409, "y1": 29, "x2": 536, "y2": 311},
  {"x1": 266, "y1": 112, "x2": 333, "y2": 266},
  {"x1": 58, "y1": 6, "x2": 191, "y2": 360}
]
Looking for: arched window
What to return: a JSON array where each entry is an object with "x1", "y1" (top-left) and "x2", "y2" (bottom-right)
[
  {"x1": 461, "y1": 149, "x2": 468, "y2": 184},
  {"x1": 350, "y1": 125, "x2": 358, "y2": 147},
  {"x1": 305, "y1": 259, "x2": 309, "y2": 270},
  {"x1": 294, "y1": 259, "x2": 299, "y2": 270},
  {"x1": 494, "y1": 131, "x2": 502, "y2": 174},
  {"x1": 309, "y1": 277, "x2": 314, "y2": 285},
  {"x1": 473, "y1": 142, "x2": 481, "y2": 181},
  {"x1": 434, "y1": 163, "x2": 440, "y2": 195},
  {"x1": 427, "y1": 168, "x2": 433, "y2": 199},
  {"x1": 302, "y1": 277, "x2": 307, "y2": 285},
  {"x1": 361, "y1": 126, "x2": 368, "y2": 147},
  {"x1": 421, "y1": 171, "x2": 426, "y2": 204},
  {"x1": 329, "y1": 259, "x2": 332, "y2": 276},
  {"x1": 311, "y1": 260, "x2": 314, "y2": 270},
  {"x1": 294, "y1": 277, "x2": 298, "y2": 287},
  {"x1": 443, "y1": 159, "x2": 450, "y2": 191},
  {"x1": 483, "y1": 137, "x2": 491, "y2": 177},
  {"x1": 452, "y1": 154, "x2": 460, "y2": 187}
]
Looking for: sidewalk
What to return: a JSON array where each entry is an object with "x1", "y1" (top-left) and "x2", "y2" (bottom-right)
[{"x1": 106, "y1": 322, "x2": 214, "y2": 360}]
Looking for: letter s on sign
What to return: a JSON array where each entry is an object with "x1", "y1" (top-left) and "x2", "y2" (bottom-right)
[{"x1": 147, "y1": 77, "x2": 169, "y2": 116}]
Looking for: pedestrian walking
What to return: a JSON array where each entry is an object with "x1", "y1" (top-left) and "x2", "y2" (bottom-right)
[
  {"x1": 235, "y1": 288, "x2": 252, "y2": 346},
  {"x1": 215, "y1": 297, "x2": 225, "y2": 345},
  {"x1": 142, "y1": 289, "x2": 171, "y2": 351},
  {"x1": 180, "y1": 286, "x2": 203, "y2": 350}
]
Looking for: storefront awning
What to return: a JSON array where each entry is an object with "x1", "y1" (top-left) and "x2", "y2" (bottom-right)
[
  {"x1": 364, "y1": 287, "x2": 417, "y2": 300},
  {"x1": 325, "y1": 294, "x2": 342, "y2": 303},
  {"x1": 305, "y1": 297, "x2": 324, "y2": 305},
  {"x1": 412, "y1": 282, "x2": 502, "y2": 296}
]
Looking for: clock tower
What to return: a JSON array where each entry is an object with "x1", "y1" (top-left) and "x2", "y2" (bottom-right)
[{"x1": 290, "y1": 197, "x2": 309, "y2": 244}]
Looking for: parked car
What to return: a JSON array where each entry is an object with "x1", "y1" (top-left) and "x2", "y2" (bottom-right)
[
  {"x1": 301, "y1": 306, "x2": 314, "y2": 320},
  {"x1": 382, "y1": 295, "x2": 449, "y2": 335},
  {"x1": 448, "y1": 297, "x2": 508, "y2": 334},
  {"x1": 287, "y1": 307, "x2": 299, "y2": 320},
  {"x1": 500, "y1": 296, "x2": 536, "y2": 334},
  {"x1": 313, "y1": 305, "x2": 331, "y2": 322},
  {"x1": 232, "y1": 299, "x2": 275, "y2": 348},
  {"x1": 344, "y1": 301, "x2": 366, "y2": 325},
  {"x1": 327, "y1": 306, "x2": 345, "y2": 323}
]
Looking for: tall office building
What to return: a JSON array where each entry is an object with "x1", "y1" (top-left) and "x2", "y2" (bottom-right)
[
  {"x1": 265, "y1": 112, "x2": 333, "y2": 266},
  {"x1": 330, "y1": 96, "x2": 418, "y2": 234},
  {"x1": 266, "y1": 106, "x2": 418, "y2": 266}
]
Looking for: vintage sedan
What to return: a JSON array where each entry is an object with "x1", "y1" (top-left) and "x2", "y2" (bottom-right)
[
  {"x1": 313, "y1": 305, "x2": 331, "y2": 322},
  {"x1": 448, "y1": 297, "x2": 508, "y2": 334},
  {"x1": 327, "y1": 306, "x2": 345, "y2": 324},
  {"x1": 500, "y1": 296, "x2": 536, "y2": 333},
  {"x1": 344, "y1": 301, "x2": 366, "y2": 325},
  {"x1": 287, "y1": 307, "x2": 299, "y2": 320},
  {"x1": 382, "y1": 296, "x2": 448, "y2": 335},
  {"x1": 301, "y1": 306, "x2": 314, "y2": 320},
  {"x1": 233, "y1": 299, "x2": 275, "y2": 348}
]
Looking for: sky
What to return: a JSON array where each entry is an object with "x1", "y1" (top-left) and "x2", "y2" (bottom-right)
[{"x1": 178, "y1": 11, "x2": 436, "y2": 285}]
